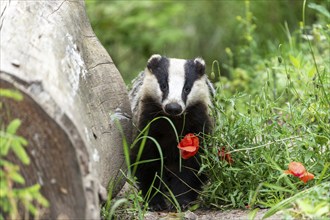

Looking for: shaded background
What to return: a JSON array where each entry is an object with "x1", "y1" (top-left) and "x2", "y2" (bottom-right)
[{"x1": 86, "y1": 0, "x2": 326, "y2": 84}]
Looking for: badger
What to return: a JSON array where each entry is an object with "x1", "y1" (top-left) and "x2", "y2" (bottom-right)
[{"x1": 129, "y1": 54, "x2": 213, "y2": 210}]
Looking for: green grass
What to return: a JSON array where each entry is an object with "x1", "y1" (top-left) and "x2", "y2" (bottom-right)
[{"x1": 199, "y1": 2, "x2": 330, "y2": 218}]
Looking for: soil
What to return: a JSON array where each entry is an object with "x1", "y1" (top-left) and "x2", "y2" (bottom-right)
[
  {"x1": 144, "y1": 209, "x2": 283, "y2": 220},
  {"x1": 114, "y1": 183, "x2": 283, "y2": 219}
]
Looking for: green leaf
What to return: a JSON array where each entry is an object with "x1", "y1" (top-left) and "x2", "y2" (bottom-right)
[
  {"x1": 17, "y1": 136, "x2": 28, "y2": 147},
  {"x1": 314, "y1": 135, "x2": 329, "y2": 145},
  {"x1": 11, "y1": 140, "x2": 30, "y2": 165},
  {"x1": 36, "y1": 193, "x2": 49, "y2": 207},
  {"x1": 27, "y1": 203, "x2": 38, "y2": 215},
  {"x1": 6, "y1": 119, "x2": 21, "y2": 135},
  {"x1": 0, "y1": 159, "x2": 13, "y2": 167},
  {"x1": 248, "y1": 208, "x2": 259, "y2": 220},
  {"x1": 317, "y1": 162, "x2": 330, "y2": 185},
  {"x1": 26, "y1": 184, "x2": 41, "y2": 193},
  {"x1": 9, "y1": 171, "x2": 25, "y2": 184},
  {"x1": 0, "y1": 89, "x2": 23, "y2": 101},
  {"x1": 262, "y1": 183, "x2": 294, "y2": 194},
  {"x1": 0, "y1": 186, "x2": 7, "y2": 197},
  {"x1": 314, "y1": 202, "x2": 330, "y2": 217},
  {"x1": 307, "y1": 67, "x2": 316, "y2": 78},
  {"x1": 0, "y1": 179, "x2": 8, "y2": 197},
  {"x1": 0, "y1": 139, "x2": 10, "y2": 156},
  {"x1": 289, "y1": 55, "x2": 301, "y2": 69},
  {"x1": 262, "y1": 194, "x2": 299, "y2": 219},
  {"x1": 109, "y1": 198, "x2": 128, "y2": 219},
  {"x1": 308, "y1": 3, "x2": 330, "y2": 19},
  {"x1": 0, "y1": 201, "x2": 10, "y2": 213}
]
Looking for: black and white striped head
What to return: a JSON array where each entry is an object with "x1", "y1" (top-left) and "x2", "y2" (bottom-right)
[{"x1": 141, "y1": 54, "x2": 212, "y2": 116}]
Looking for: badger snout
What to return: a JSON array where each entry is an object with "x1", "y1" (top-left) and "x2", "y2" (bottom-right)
[{"x1": 164, "y1": 103, "x2": 183, "y2": 116}]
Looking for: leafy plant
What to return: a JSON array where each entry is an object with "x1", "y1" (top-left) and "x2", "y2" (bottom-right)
[
  {"x1": 262, "y1": 181, "x2": 330, "y2": 219},
  {"x1": 0, "y1": 89, "x2": 48, "y2": 219},
  {"x1": 200, "y1": 1, "x2": 329, "y2": 218}
]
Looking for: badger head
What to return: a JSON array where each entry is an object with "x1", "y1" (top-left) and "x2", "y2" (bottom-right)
[{"x1": 140, "y1": 54, "x2": 211, "y2": 117}]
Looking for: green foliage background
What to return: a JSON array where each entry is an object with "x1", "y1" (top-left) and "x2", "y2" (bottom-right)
[{"x1": 86, "y1": 0, "x2": 316, "y2": 84}]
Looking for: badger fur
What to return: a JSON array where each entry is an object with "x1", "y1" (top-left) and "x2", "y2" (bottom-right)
[{"x1": 129, "y1": 54, "x2": 213, "y2": 210}]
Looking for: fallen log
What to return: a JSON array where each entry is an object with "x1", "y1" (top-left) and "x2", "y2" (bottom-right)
[{"x1": 0, "y1": 1, "x2": 131, "y2": 218}]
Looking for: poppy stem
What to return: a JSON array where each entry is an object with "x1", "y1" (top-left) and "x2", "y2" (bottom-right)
[
  {"x1": 228, "y1": 135, "x2": 302, "y2": 154},
  {"x1": 178, "y1": 149, "x2": 182, "y2": 172}
]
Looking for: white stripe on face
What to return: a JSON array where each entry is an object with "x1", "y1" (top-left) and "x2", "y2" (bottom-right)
[
  {"x1": 142, "y1": 69, "x2": 163, "y2": 103},
  {"x1": 162, "y1": 58, "x2": 186, "y2": 111},
  {"x1": 186, "y1": 75, "x2": 211, "y2": 108}
]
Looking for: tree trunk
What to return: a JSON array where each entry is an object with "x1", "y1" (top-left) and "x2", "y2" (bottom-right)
[{"x1": 0, "y1": 1, "x2": 131, "y2": 219}]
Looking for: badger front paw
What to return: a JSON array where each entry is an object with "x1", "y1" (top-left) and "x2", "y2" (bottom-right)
[{"x1": 148, "y1": 195, "x2": 168, "y2": 211}]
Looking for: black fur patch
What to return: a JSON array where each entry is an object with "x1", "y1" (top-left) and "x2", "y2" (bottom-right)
[
  {"x1": 182, "y1": 59, "x2": 205, "y2": 104},
  {"x1": 147, "y1": 56, "x2": 170, "y2": 101}
]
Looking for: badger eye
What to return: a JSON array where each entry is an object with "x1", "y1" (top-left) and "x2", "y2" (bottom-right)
[
  {"x1": 160, "y1": 84, "x2": 168, "y2": 91},
  {"x1": 184, "y1": 87, "x2": 191, "y2": 93}
]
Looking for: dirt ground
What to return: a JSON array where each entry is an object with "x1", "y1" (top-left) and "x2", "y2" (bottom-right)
[
  {"x1": 116, "y1": 183, "x2": 283, "y2": 220},
  {"x1": 144, "y1": 208, "x2": 283, "y2": 220}
]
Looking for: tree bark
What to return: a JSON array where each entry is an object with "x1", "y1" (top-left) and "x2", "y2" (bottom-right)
[{"x1": 0, "y1": 1, "x2": 131, "y2": 219}]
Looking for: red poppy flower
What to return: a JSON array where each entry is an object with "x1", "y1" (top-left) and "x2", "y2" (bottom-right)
[
  {"x1": 284, "y1": 161, "x2": 314, "y2": 183},
  {"x1": 299, "y1": 172, "x2": 315, "y2": 183},
  {"x1": 284, "y1": 161, "x2": 306, "y2": 177},
  {"x1": 218, "y1": 147, "x2": 234, "y2": 164},
  {"x1": 177, "y1": 133, "x2": 199, "y2": 159}
]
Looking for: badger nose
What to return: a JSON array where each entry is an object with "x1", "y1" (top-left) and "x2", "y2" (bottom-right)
[{"x1": 165, "y1": 103, "x2": 183, "y2": 116}]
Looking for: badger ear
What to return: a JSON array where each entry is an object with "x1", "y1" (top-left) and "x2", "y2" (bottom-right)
[
  {"x1": 194, "y1": 57, "x2": 205, "y2": 76},
  {"x1": 147, "y1": 54, "x2": 162, "y2": 72}
]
